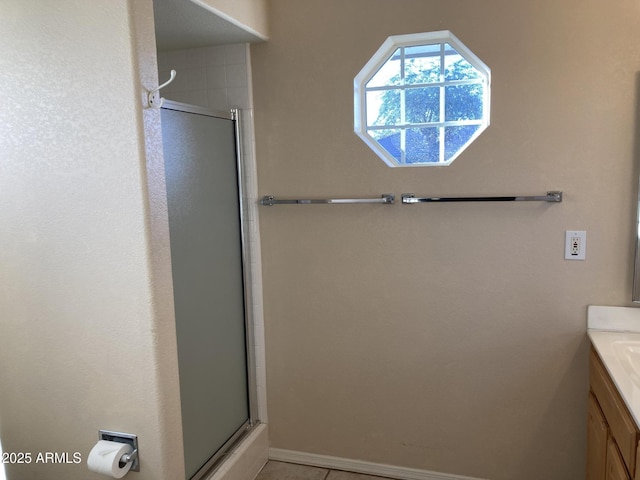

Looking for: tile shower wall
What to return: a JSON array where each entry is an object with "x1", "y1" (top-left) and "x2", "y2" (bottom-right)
[
  {"x1": 157, "y1": 43, "x2": 267, "y2": 423},
  {"x1": 157, "y1": 43, "x2": 250, "y2": 111}
]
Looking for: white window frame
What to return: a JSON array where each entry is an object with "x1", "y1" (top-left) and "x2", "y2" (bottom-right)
[{"x1": 354, "y1": 31, "x2": 491, "y2": 167}]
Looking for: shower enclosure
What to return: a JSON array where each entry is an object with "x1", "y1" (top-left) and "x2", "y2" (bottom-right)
[{"x1": 160, "y1": 101, "x2": 255, "y2": 479}]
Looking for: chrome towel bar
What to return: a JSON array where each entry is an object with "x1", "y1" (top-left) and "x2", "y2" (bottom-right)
[
  {"x1": 259, "y1": 191, "x2": 562, "y2": 206},
  {"x1": 402, "y1": 191, "x2": 562, "y2": 204},
  {"x1": 260, "y1": 193, "x2": 395, "y2": 206}
]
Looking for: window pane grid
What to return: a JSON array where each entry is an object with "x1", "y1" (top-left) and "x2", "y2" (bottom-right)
[
  {"x1": 356, "y1": 32, "x2": 490, "y2": 166},
  {"x1": 389, "y1": 45, "x2": 473, "y2": 61},
  {"x1": 400, "y1": 46, "x2": 407, "y2": 160},
  {"x1": 366, "y1": 79, "x2": 484, "y2": 94},
  {"x1": 369, "y1": 124, "x2": 481, "y2": 165},
  {"x1": 367, "y1": 119, "x2": 484, "y2": 130},
  {"x1": 364, "y1": 42, "x2": 486, "y2": 142},
  {"x1": 438, "y1": 41, "x2": 445, "y2": 125},
  {"x1": 400, "y1": 48, "x2": 406, "y2": 163}
]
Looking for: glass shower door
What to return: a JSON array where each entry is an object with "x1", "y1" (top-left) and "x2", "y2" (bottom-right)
[{"x1": 160, "y1": 104, "x2": 250, "y2": 479}]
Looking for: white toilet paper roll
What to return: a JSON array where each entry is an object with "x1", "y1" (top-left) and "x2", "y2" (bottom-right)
[{"x1": 87, "y1": 440, "x2": 133, "y2": 478}]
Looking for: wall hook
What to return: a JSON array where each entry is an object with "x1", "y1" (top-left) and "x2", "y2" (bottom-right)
[{"x1": 148, "y1": 69, "x2": 176, "y2": 109}]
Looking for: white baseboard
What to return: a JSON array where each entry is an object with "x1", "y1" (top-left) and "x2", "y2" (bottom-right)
[{"x1": 268, "y1": 448, "x2": 487, "y2": 480}]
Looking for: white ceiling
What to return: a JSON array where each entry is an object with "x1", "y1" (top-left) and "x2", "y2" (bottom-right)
[{"x1": 153, "y1": 0, "x2": 263, "y2": 51}]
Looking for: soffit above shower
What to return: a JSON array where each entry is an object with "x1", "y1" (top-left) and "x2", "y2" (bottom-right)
[{"x1": 153, "y1": 0, "x2": 263, "y2": 50}]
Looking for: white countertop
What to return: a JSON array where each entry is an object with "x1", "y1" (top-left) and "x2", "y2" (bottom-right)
[{"x1": 588, "y1": 305, "x2": 640, "y2": 429}]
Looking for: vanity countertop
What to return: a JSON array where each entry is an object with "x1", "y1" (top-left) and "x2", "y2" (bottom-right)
[{"x1": 588, "y1": 305, "x2": 640, "y2": 430}]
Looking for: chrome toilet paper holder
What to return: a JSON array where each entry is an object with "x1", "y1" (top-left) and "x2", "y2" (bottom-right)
[{"x1": 98, "y1": 430, "x2": 140, "y2": 472}]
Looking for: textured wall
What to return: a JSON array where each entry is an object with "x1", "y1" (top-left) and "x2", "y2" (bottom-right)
[
  {"x1": 0, "y1": 1, "x2": 183, "y2": 479},
  {"x1": 252, "y1": 1, "x2": 640, "y2": 479}
]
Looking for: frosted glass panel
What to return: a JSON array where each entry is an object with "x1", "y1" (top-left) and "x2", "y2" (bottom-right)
[{"x1": 161, "y1": 107, "x2": 249, "y2": 479}]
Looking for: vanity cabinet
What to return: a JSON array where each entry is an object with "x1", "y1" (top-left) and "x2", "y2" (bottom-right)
[{"x1": 588, "y1": 348, "x2": 639, "y2": 480}]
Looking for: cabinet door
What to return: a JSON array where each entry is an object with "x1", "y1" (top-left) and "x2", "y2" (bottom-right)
[
  {"x1": 589, "y1": 393, "x2": 609, "y2": 480},
  {"x1": 607, "y1": 437, "x2": 632, "y2": 480},
  {"x1": 591, "y1": 349, "x2": 638, "y2": 474}
]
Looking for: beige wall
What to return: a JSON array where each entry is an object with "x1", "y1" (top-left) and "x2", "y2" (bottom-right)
[
  {"x1": 196, "y1": 0, "x2": 269, "y2": 40},
  {"x1": 252, "y1": 1, "x2": 640, "y2": 479},
  {"x1": 0, "y1": 1, "x2": 183, "y2": 479}
]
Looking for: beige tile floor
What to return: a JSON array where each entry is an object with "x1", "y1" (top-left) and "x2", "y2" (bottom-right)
[{"x1": 255, "y1": 461, "x2": 393, "y2": 480}]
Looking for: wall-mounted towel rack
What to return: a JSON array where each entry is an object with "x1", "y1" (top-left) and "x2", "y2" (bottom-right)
[
  {"x1": 259, "y1": 192, "x2": 561, "y2": 206},
  {"x1": 402, "y1": 191, "x2": 562, "y2": 204},
  {"x1": 260, "y1": 193, "x2": 395, "y2": 206}
]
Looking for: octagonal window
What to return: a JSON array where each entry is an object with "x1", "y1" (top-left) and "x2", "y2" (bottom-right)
[{"x1": 354, "y1": 31, "x2": 490, "y2": 167}]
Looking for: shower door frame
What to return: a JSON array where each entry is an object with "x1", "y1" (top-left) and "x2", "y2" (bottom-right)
[{"x1": 161, "y1": 100, "x2": 259, "y2": 480}]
